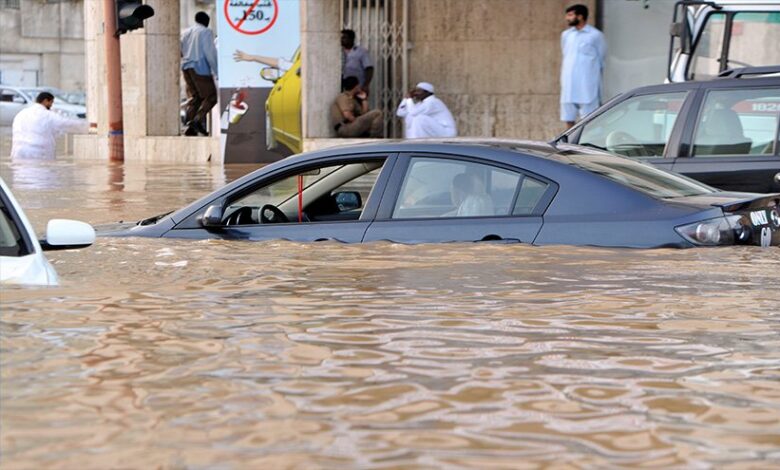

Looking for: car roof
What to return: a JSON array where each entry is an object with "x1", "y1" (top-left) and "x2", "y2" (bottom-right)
[
  {"x1": 613, "y1": 74, "x2": 780, "y2": 97},
  {"x1": 295, "y1": 138, "x2": 559, "y2": 161}
]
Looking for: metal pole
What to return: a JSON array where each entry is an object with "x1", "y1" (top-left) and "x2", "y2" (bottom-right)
[{"x1": 103, "y1": 0, "x2": 124, "y2": 162}]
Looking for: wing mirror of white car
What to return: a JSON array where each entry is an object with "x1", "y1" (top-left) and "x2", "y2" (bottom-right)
[
  {"x1": 40, "y1": 219, "x2": 96, "y2": 251},
  {"x1": 201, "y1": 204, "x2": 224, "y2": 228}
]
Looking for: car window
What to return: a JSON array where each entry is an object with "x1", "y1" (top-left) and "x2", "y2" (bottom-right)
[
  {"x1": 690, "y1": 12, "x2": 780, "y2": 81},
  {"x1": 0, "y1": 89, "x2": 26, "y2": 104},
  {"x1": 392, "y1": 157, "x2": 546, "y2": 219},
  {"x1": 225, "y1": 159, "x2": 385, "y2": 224},
  {"x1": 567, "y1": 152, "x2": 715, "y2": 199},
  {"x1": 0, "y1": 199, "x2": 25, "y2": 257},
  {"x1": 692, "y1": 88, "x2": 780, "y2": 157},
  {"x1": 725, "y1": 13, "x2": 780, "y2": 73},
  {"x1": 690, "y1": 12, "x2": 727, "y2": 81},
  {"x1": 579, "y1": 92, "x2": 688, "y2": 158}
]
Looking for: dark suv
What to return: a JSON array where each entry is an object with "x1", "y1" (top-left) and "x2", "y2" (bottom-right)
[{"x1": 555, "y1": 67, "x2": 780, "y2": 193}]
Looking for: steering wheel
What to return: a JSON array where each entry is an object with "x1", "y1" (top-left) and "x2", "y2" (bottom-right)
[
  {"x1": 605, "y1": 130, "x2": 648, "y2": 156},
  {"x1": 260, "y1": 204, "x2": 289, "y2": 224},
  {"x1": 225, "y1": 206, "x2": 255, "y2": 226}
]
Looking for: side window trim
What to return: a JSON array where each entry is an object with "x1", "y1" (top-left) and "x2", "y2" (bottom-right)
[
  {"x1": 376, "y1": 153, "x2": 558, "y2": 221},
  {"x1": 677, "y1": 87, "x2": 705, "y2": 159},
  {"x1": 664, "y1": 87, "x2": 699, "y2": 158}
]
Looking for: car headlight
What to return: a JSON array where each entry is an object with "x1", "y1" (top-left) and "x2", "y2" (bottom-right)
[{"x1": 675, "y1": 215, "x2": 744, "y2": 246}]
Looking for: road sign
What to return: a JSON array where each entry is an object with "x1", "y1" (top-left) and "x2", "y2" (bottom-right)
[{"x1": 224, "y1": 0, "x2": 279, "y2": 35}]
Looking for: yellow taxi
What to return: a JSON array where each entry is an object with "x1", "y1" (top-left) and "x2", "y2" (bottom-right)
[{"x1": 263, "y1": 48, "x2": 302, "y2": 154}]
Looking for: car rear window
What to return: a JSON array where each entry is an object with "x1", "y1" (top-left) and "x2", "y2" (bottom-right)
[{"x1": 567, "y1": 152, "x2": 716, "y2": 199}]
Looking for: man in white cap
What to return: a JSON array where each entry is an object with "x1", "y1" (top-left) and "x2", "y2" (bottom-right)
[{"x1": 396, "y1": 82, "x2": 457, "y2": 139}]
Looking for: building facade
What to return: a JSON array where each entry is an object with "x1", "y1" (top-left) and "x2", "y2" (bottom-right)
[{"x1": 0, "y1": 0, "x2": 85, "y2": 91}]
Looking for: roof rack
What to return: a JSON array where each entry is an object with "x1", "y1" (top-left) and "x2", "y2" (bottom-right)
[{"x1": 718, "y1": 66, "x2": 780, "y2": 79}]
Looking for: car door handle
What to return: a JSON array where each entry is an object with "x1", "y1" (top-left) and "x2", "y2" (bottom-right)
[
  {"x1": 774, "y1": 172, "x2": 780, "y2": 184},
  {"x1": 477, "y1": 235, "x2": 521, "y2": 244}
]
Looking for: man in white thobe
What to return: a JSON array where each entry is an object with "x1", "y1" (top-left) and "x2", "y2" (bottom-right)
[
  {"x1": 396, "y1": 82, "x2": 457, "y2": 139},
  {"x1": 11, "y1": 92, "x2": 87, "y2": 161},
  {"x1": 560, "y1": 4, "x2": 606, "y2": 129}
]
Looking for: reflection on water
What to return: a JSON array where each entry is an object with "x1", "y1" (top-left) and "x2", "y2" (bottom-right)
[{"x1": 1, "y1": 159, "x2": 780, "y2": 468}]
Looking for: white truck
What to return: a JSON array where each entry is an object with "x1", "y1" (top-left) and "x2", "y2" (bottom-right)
[{"x1": 668, "y1": 0, "x2": 780, "y2": 81}]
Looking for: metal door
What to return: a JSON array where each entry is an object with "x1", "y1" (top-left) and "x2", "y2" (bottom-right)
[{"x1": 341, "y1": 0, "x2": 408, "y2": 138}]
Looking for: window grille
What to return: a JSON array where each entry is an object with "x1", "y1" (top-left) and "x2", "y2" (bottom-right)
[{"x1": 341, "y1": 0, "x2": 408, "y2": 138}]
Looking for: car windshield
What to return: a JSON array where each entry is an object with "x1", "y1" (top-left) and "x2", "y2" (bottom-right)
[
  {"x1": 23, "y1": 89, "x2": 69, "y2": 103},
  {"x1": 566, "y1": 151, "x2": 716, "y2": 199}
]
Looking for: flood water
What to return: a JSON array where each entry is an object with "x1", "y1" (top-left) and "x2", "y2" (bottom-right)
[{"x1": 1, "y1": 159, "x2": 779, "y2": 469}]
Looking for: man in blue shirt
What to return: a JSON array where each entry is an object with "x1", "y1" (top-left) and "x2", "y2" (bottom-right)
[
  {"x1": 560, "y1": 4, "x2": 606, "y2": 129},
  {"x1": 181, "y1": 12, "x2": 218, "y2": 136},
  {"x1": 341, "y1": 29, "x2": 374, "y2": 94}
]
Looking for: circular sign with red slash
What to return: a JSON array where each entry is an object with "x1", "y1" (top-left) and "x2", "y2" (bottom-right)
[{"x1": 224, "y1": 0, "x2": 279, "y2": 36}]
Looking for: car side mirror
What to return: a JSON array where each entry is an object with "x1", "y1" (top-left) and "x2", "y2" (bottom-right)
[
  {"x1": 670, "y1": 20, "x2": 691, "y2": 55},
  {"x1": 201, "y1": 204, "x2": 224, "y2": 227},
  {"x1": 334, "y1": 191, "x2": 362, "y2": 211},
  {"x1": 261, "y1": 67, "x2": 282, "y2": 82},
  {"x1": 39, "y1": 219, "x2": 95, "y2": 251}
]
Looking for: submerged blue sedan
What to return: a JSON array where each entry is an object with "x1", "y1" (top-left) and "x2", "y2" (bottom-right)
[{"x1": 109, "y1": 140, "x2": 780, "y2": 248}]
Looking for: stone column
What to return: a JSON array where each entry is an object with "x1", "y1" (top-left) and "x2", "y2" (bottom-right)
[
  {"x1": 301, "y1": 0, "x2": 341, "y2": 141},
  {"x1": 121, "y1": 0, "x2": 180, "y2": 142},
  {"x1": 78, "y1": 0, "x2": 109, "y2": 160}
]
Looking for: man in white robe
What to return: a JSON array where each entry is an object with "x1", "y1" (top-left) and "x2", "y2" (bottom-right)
[
  {"x1": 11, "y1": 92, "x2": 87, "y2": 161},
  {"x1": 396, "y1": 82, "x2": 457, "y2": 139}
]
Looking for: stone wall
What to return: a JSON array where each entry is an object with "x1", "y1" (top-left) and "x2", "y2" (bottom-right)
[
  {"x1": 301, "y1": 0, "x2": 596, "y2": 143},
  {"x1": 0, "y1": 0, "x2": 85, "y2": 91},
  {"x1": 407, "y1": 0, "x2": 596, "y2": 140}
]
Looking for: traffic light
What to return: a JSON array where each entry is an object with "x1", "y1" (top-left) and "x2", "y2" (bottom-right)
[{"x1": 115, "y1": 0, "x2": 155, "y2": 36}]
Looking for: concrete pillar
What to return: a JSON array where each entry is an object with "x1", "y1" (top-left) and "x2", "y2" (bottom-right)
[
  {"x1": 80, "y1": 0, "x2": 109, "y2": 160},
  {"x1": 301, "y1": 0, "x2": 341, "y2": 140},
  {"x1": 121, "y1": 0, "x2": 180, "y2": 139},
  {"x1": 75, "y1": 0, "x2": 218, "y2": 164}
]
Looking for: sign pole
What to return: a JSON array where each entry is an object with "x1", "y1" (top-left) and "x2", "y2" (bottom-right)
[{"x1": 103, "y1": 0, "x2": 124, "y2": 162}]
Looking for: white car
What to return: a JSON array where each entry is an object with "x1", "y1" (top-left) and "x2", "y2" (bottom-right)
[
  {"x1": 0, "y1": 177, "x2": 95, "y2": 286},
  {"x1": 0, "y1": 85, "x2": 87, "y2": 126}
]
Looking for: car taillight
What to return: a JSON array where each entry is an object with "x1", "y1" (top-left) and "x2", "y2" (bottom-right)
[{"x1": 675, "y1": 215, "x2": 743, "y2": 246}]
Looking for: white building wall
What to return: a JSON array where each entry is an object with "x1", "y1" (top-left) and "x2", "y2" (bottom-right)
[
  {"x1": 0, "y1": 0, "x2": 85, "y2": 91},
  {"x1": 601, "y1": 0, "x2": 678, "y2": 100}
]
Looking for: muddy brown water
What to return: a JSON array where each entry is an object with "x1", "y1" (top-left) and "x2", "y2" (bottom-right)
[{"x1": 1, "y1": 159, "x2": 779, "y2": 469}]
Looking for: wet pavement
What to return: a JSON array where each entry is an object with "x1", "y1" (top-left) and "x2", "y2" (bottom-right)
[{"x1": 1, "y1": 159, "x2": 779, "y2": 468}]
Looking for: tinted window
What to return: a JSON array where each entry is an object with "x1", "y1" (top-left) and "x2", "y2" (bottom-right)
[
  {"x1": 693, "y1": 88, "x2": 780, "y2": 157},
  {"x1": 568, "y1": 152, "x2": 715, "y2": 198},
  {"x1": 392, "y1": 158, "x2": 547, "y2": 219},
  {"x1": 579, "y1": 92, "x2": 688, "y2": 158}
]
